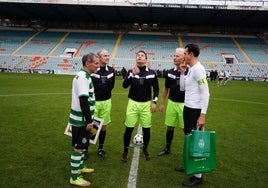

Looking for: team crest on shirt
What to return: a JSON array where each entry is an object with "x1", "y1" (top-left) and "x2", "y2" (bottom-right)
[{"x1": 82, "y1": 137, "x2": 87, "y2": 144}]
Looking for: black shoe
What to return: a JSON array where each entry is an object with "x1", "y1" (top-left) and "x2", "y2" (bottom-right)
[
  {"x1": 157, "y1": 148, "x2": 170, "y2": 156},
  {"x1": 182, "y1": 176, "x2": 203, "y2": 186},
  {"x1": 174, "y1": 166, "x2": 184, "y2": 172},
  {"x1": 98, "y1": 149, "x2": 107, "y2": 158},
  {"x1": 143, "y1": 150, "x2": 150, "y2": 160},
  {"x1": 121, "y1": 152, "x2": 128, "y2": 162}
]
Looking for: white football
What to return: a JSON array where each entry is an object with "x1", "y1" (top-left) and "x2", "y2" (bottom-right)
[{"x1": 133, "y1": 134, "x2": 143, "y2": 145}]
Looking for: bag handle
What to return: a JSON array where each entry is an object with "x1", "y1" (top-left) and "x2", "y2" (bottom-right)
[{"x1": 193, "y1": 126, "x2": 204, "y2": 132}]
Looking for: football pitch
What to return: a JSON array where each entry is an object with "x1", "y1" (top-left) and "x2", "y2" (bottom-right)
[{"x1": 0, "y1": 72, "x2": 267, "y2": 188}]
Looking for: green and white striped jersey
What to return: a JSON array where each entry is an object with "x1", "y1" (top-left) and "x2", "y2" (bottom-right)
[{"x1": 69, "y1": 69, "x2": 95, "y2": 127}]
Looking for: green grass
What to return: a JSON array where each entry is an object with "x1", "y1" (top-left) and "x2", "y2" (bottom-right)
[{"x1": 0, "y1": 72, "x2": 268, "y2": 188}]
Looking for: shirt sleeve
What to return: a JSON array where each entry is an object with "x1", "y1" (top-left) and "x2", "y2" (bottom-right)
[
  {"x1": 79, "y1": 96, "x2": 93, "y2": 124},
  {"x1": 111, "y1": 70, "x2": 115, "y2": 90},
  {"x1": 199, "y1": 81, "x2": 210, "y2": 114},
  {"x1": 122, "y1": 70, "x2": 132, "y2": 88},
  {"x1": 196, "y1": 69, "x2": 210, "y2": 114},
  {"x1": 152, "y1": 72, "x2": 159, "y2": 101},
  {"x1": 78, "y1": 75, "x2": 90, "y2": 97}
]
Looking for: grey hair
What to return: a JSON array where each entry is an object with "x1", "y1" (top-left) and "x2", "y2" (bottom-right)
[
  {"x1": 82, "y1": 52, "x2": 98, "y2": 66},
  {"x1": 175, "y1": 48, "x2": 185, "y2": 53},
  {"x1": 97, "y1": 49, "x2": 108, "y2": 57}
]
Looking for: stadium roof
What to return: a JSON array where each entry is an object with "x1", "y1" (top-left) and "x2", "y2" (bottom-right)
[{"x1": 0, "y1": 0, "x2": 268, "y2": 34}]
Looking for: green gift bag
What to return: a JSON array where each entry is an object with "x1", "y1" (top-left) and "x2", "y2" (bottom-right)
[
  {"x1": 182, "y1": 131, "x2": 216, "y2": 175},
  {"x1": 190, "y1": 130, "x2": 211, "y2": 157}
]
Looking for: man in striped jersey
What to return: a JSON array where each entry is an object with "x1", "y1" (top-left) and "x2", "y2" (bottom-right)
[{"x1": 69, "y1": 52, "x2": 99, "y2": 187}]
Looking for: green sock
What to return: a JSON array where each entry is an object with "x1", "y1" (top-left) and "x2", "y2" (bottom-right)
[
  {"x1": 70, "y1": 151, "x2": 82, "y2": 180},
  {"x1": 80, "y1": 153, "x2": 85, "y2": 170},
  {"x1": 79, "y1": 152, "x2": 85, "y2": 169}
]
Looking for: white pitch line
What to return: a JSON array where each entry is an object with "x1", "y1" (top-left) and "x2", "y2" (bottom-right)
[
  {"x1": 1, "y1": 93, "x2": 267, "y2": 106},
  {"x1": 127, "y1": 126, "x2": 142, "y2": 188},
  {"x1": 212, "y1": 98, "x2": 268, "y2": 106}
]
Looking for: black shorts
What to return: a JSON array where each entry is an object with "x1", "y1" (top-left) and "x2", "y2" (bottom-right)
[
  {"x1": 183, "y1": 106, "x2": 201, "y2": 135},
  {"x1": 72, "y1": 126, "x2": 91, "y2": 149}
]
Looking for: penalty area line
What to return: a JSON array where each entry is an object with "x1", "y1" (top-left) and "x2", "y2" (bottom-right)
[{"x1": 127, "y1": 126, "x2": 142, "y2": 188}]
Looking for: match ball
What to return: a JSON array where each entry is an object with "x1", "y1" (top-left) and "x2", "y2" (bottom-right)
[{"x1": 133, "y1": 134, "x2": 143, "y2": 145}]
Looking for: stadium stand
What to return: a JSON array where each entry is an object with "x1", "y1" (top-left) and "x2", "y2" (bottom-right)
[
  {"x1": 0, "y1": 30, "x2": 34, "y2": 54},
  {"x1": 15, "y1": 31, "x2": 66, "y2": 55},
  {"x1": 1, "y1": 29, "x2": 268, "y2": 78},
  {"x1": 0, "y1": 0, "x2": 268, "y2": 80},
  {"x1": 181, "y1": 36, "x2": 248, "y2": 63},
  {"x1": 51, "y1": 32, "x2": 117, "y2": 57},
  {"x1": 235, "y1": 37, "x2": 268, "y2": 64},
  {"x1": 116, "y1": 34, "x2": 178, "y2": 70}
]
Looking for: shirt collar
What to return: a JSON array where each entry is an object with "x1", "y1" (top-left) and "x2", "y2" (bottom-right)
[{"x1": 97, "y1": 65, "x2": 108, "y2": 71}]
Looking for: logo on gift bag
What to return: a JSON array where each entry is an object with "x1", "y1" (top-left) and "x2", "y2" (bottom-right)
[{"x1": 198, "y1": 139, "x2": 205, "y2": 148}]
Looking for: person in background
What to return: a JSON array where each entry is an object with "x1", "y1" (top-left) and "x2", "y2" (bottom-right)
[
  {"x1": 121, "y1": 50, "x2": 159, "y2": 162},
  {"x1": 209, "y1": 70, "x2": 214, "y2": 81},
  {"x1": 212, "y1": 70, "x2": 218, "y2": 82},
  {"x1": 157, "y1": 48, "x2": 187, "y2": 156},
  {"x1": 217, "y1": 70, "x2": 225, "y2": 87},
  {"x1": 178, "y1": 44, "x2": 210, "y2": 186},
  {"x1": 223, "y1": 70, "x2": 231, "y2": 85},
  {"x1": 91, "y1": 49, "x2": 115, "y2": 158},
  {"x1": 121, "y1": 67, "x2": 127, "y2": 79},
  {"x1": 69, "y1": 53, "x2": 99, "y2": 187}
]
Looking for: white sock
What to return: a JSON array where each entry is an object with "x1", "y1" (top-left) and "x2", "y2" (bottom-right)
[{"x1": 194, "y1": 173, "x2": 202, "y2": 178}]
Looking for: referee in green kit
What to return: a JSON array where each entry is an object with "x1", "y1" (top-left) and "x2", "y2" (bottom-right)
[
  {"x1": 91, "y1": 49, "x2": 115, "y2": 158},
  {"x1": 121, "y1": 50, "x2": 159, "y2": 162}
]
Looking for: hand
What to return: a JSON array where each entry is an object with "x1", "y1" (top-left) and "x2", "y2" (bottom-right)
[
  {"x1": 179, "y1": 62, "x2": 187, "y2": 74},
  {"x1": 85, "y1": 123, "x2": 94, "y2": 131},
  {"x1": 196, "y1": 114, "x2": 205, "y2": 128},
  {"x1": 159, "y1": 104, "x2": 165, "y2": 113},
  {"x1": 151, "y1": 103, "x2": 157, "y2": 113}
]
